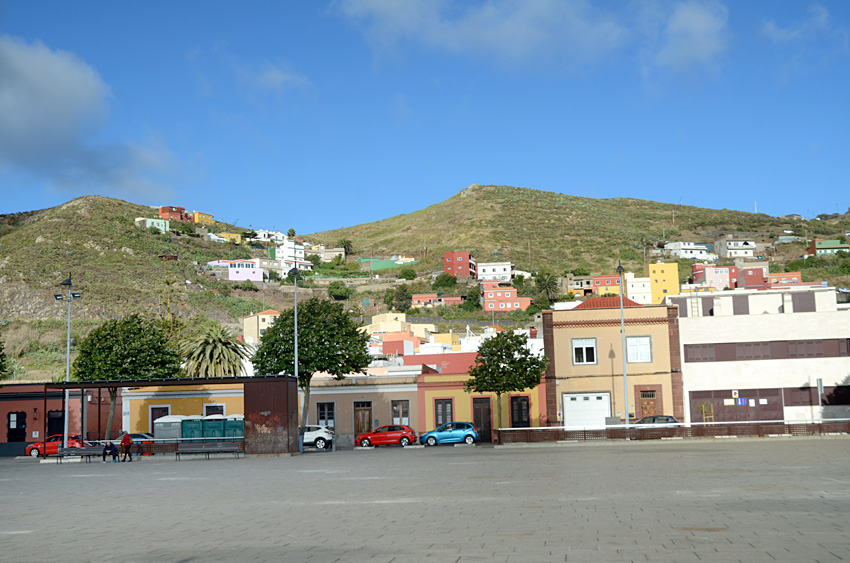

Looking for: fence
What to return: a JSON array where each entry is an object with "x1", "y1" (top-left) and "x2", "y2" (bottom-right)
[{"x1": 497, "y1": 419, "x2": 850, "y2": 444}]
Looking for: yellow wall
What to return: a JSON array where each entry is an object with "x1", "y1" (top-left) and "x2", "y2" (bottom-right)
[
  {"x1": 193, "y1": 211, "x2": 215, "y2": 225},
  {"x1": 219, "y1": 232, "x2": 242, "y2": 244},
  {"x1": 644, "y1": 262, "x2": 679, "y2": 304},
  {"x1": 124, "y1": 384, "x2": 244, "y2": 433}
]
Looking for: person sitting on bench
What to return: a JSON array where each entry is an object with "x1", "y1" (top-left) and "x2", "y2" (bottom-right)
[{"x1": 102, "y1": 441, "x2": 118, "y2": 463}]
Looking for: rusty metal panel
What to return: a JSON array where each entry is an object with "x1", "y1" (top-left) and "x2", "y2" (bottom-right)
[{"x1": 244, "y1": 378, "x2": 299, "y2": 455}]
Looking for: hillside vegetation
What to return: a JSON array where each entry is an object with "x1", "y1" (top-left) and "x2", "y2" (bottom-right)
[{"x1": 309, "y1": 184, "x2": 850, "y2": 276}]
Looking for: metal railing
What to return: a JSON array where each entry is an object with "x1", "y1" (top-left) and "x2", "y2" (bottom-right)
[{"x1": 497, "y1": 419, "x2": 850, "y2": 444}]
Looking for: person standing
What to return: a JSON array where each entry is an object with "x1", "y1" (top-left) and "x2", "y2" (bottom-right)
[{"x1": 120, "y1": 432, "x2": 133, "y2": 462}]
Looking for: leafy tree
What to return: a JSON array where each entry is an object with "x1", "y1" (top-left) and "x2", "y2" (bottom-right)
[
  {"x1": 534, "y1": 269, "x2": 559, "y2": 304},
  {"x1": 571, "y1": 267, "x2": 591, "y2": 277},
  {"x1": 267, "y1": 269, "x2": 282, "y2": 283},
  {"x1": 0, "y1": 333, "x2": 7, "y2": 379},
  {"x1": 398, "y1": 267, "x2": 416, "y2": 280},
  {"x1": 461, "y1": 284, "x2": 481, "y2": 312},
  {"x1": 336, "y1": 238, "x2": 354, "y2": 255},
  {"x1": 464, "y1": 331, "x2": 548, "y2": 429},
  {"x1": 306, "y1": 254, "x2": 321, "y2": 266},
  {"x1": 73, "y1": 315, "x2": 182, "y2": 439},
  {"x1": 432, "y1": 273, "x2": 457, "y2": 291},
  {"x1": 327, "y1": 280, "x2": 353, "y2": 300},
  {"x1": 252, "y1": 297, "x2": 370, "y2": 435},
  {"x1": 243, "y1": 229, "x2": 258, "y2": 240},
  {"x1": 384, "y1": 284, "x2": 412, "y2": 312},
  {"x1": 287, "y1": 228, "x2": 296, "y2": 238},
  {"x1": 179, "y1": 324, "x2": 252, "y2": 378}
]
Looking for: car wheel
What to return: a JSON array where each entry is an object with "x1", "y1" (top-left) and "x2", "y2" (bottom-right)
[
  {"x1": 315, "y1": 438, "x2": 327, "y2": 450},
  {"x1": 426, "y1": 436, "x2": 437, "y2": 446},
  {"x1": 360, "y1": 438, "x2": 371, "y2": 447},
  {"x1": 464, "y1": 435, "x2": 474, "y2": 444},
  {"x1": 400, "y1": 437, "x2": 410, "y2": 447},
  {"x1": 29, "y1": 448, "x2": 40, "y2": 457}
]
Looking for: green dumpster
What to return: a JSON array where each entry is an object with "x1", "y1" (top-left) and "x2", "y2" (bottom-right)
[
  {"x1": 202, "y1": 414, "x2": 225, "y2": 441},
  {"x1": 181, "y1": 415, "x2": 204, "y2": 442},
  {"x1": 225, "y1": 415, "x2": 244, "y2": 440}
]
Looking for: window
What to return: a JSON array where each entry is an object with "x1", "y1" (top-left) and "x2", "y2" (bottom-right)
[
  {"x1": 627, "y1": 336, "x2": 652, "y2": 363},
  {"x1": 204, "y1": 404, "x2": 225, "y2": 416},
  {"x1": 488, "y1": 292, "x2": 494, "y2": 298},
  {"x1": 515, "y1": 302, "x2": 520, "y2": 308},
  {"x1": 317, "y1": 402, "x2": 335, "y2": 429},
  {"x1": 391, "y1": 400, "x2": 409, "y2": 425},
  {"x1": 500, "y1": 303, "x2": 505, "y2": 308},
  {"x1": 488, "y1": 303, "x2": 494, "y2": 309},
  {"x1": 435, "y1": 399, "x2": 453, "y2": 426},
  {"x1": 572, "y1": 338, "x2": 597, "y2": 365}
]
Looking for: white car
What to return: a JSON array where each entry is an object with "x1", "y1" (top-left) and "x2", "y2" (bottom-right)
[{"x1": 303, "y1": 425, "x2": 334, "y2": 449}]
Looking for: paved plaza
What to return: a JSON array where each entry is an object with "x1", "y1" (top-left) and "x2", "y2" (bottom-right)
[{"x1": 1, "y1": 437, "x2": 849, "y2": 562}]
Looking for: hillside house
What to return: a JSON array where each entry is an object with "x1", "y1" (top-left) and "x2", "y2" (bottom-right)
[
  {"x1": 591, "y1": 273, "x2": 622, "y2": 296},
  {"x1": 241, "y1": 309, "x2": 281, "y2": 346},
  {"x1": 479, "y1": 280, "x2": 532, "y2": 311},
  {"x1": 809, "y1": 239, "x2": 850, "y2": 256},
  {"x1": 624, "y1": 272, "x2": 652, "y2": 304},
  {"x1": 193, "y1": 211, "x2": 215, "y2": 226},
  {"x1": 218, "y1": 232, "x2": 242, "y2": 244},
  {"x1": 135, "y1": 217, "x2": 169, "y2": 233},
  {"x1": 664, "y1": 242, "x2": 714, "y2": 261},
  {"x1": 444, "y1": 251, "x2": 477, "y2": 278},
  {"x1": 644, "y1": 262, "x2": 679, "y2": 304},
  {"x1": 715, "y1": 236, "x2": 756, "y2": 259},
  {"x1": 206, "y1": 260, "x2": 266, "y2": 282},
  {"x1": 692, "y1": 264, "x2": 738, "y2": 291},
  {"x1": 158, "y1": 206, "x2": 190, "y2": 222},
  {"x1": 477, "y1": 262, "x2": 513, "y2": 282}
]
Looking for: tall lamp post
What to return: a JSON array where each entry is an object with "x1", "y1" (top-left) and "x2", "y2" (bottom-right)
[
  {"x1": 617, "y1": 261, "x2": 629, "y2": 437},
  {"x1": 288, "y1": 268, "x2": 300, "y2": 452},
  {"x1": 54, "y1": 273, "x2": 81, "y2": 450}
]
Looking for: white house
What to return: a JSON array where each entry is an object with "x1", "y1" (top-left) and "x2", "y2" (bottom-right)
[
  {"x1": 624, "y1": 272, "x2": 653, "y2": 305},
  {"x1": 668, "y1": 287, "x2": 850, "y2": 424},
  {"x1": 477, "y1": 261, "x2": 513, "y2": 282},
  {"x1": 664, "y1": 241, "x2": 714, "y2": 261},
  {"x1": 715, "y1": 236, "x2": 756, "y2": 259}
]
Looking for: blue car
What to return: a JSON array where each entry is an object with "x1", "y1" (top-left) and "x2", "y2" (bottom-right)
[{"x1": 420, "y1": 422, "x2": 479, "y2": 446}]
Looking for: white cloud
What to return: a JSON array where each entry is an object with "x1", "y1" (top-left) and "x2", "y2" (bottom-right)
[
  {"x1": 0, "y1": 35, "x2": 176, "y2": 199},
  {"x1": 762, "y1": 4, "x2": 831, "y2": 44},
  {"x1": 336, "y1": 0, "x2": 628, "y2": 67},
  {"x1": 651, "y1": 1, "x2": 729, "y2": 70},
  {"x1": 237, "y1": 61, "x2": 311, "y2": 97}
]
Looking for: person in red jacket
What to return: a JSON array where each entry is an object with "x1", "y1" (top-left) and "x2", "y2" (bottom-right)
[{"x1": 120, "y1": 432, "x2": 133, "y2": 462}]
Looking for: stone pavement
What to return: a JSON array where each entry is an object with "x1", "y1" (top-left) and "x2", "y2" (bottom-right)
[{"x1": 1, "y1": 437, "x2": 849, "y2": 562}]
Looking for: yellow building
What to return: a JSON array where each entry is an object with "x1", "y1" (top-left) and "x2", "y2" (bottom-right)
[
  {"x1": 242, "y1": 309, "x2": 280, "y2": 346},
  {"x1": 360, "y1": 312, "x2": 436, "y2": 341},
  {"x1": 123, "y1": 384, "x2": 244, "y2": 434},
  {"x1": 193, "y1": 211, "x2": 215, "y2": 226},
  {"x1": 431, "y1": 332, "x2": 461, "y2": 351},
  {"x1": 644, "y1": 261, "x2": 679, "y2": 304},
  {"x1": 541, "y1": 298, "x2": 683, "y2": 427},
  {"x1": 219, "y1": 232, "x2": 242, "y2": 244}
]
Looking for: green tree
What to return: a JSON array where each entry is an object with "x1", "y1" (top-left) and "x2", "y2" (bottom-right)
[
  {"x1": 384, "y1": 284, "x2": 412, "y2": 312},
  {"x1": 461, "y1": 284, "x2": 481, "y2": 312},
  {"x1": 306, "y1": 254, "x2": 321, "y2": 266},
  {"x1": 287, "y1": 228, "x2": 296, "y2": 238},
  {"x1": 336, "y1": 238, "x2": 354, "y2": 255},
  {"x1": 327, "y1": 280, "x2": 353, "y2": 300},
  {"x1": 73, "y1": 314, "x2": 182, "y2": 439},
  {"x1": 252, "y1": 297, "x2": 370, "y2": 436},
  {"x1": 398, "y1": 267, "x2": 416, "y2": 280},
  {"x1": 432, "y1": 273, "x2": 457, "y2": 291},
  {"x1": 534, "y1": 269, "x2": 559, "y2": 304},
  {"x1": 179, "y1": 324, "x2": 252, "y2": 378},
  {"x1": 464, "y1": 331, "x2": 548, "y2": 430}
]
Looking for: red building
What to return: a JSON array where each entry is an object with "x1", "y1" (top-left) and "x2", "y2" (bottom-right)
[
  {"x1": 444, "y1": 251, "x2": 477, "y2": 279},
  {"x1": 158, "y1": 205, "x2": 191, "y2": 222}
]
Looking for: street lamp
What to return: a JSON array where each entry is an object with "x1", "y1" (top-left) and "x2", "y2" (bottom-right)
[
  {"x1": 288, "y1": 267, "x2": 301, "y2": 452},
  {"x1": 617, "y1": 261, "x2": 629, "y2": 437},
  {"x1": 54, "y1": 273, "x2": 81, "y2": 450}
]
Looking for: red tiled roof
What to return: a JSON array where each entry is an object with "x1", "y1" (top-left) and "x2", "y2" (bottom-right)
[
  {"x1": 241, "y1": 309, "x2": 281, "y2": 318},
  {"x1": 575, "y1": 296, "x2": 641, "y2": 309}
]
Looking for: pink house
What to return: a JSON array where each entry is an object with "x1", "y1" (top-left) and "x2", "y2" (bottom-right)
[
  {"x1": 479, "y1": 281, "x2": 532, "y2": 311},
  {"x1": 207, "y1": 260, "x2": 266, "y2": 282}
]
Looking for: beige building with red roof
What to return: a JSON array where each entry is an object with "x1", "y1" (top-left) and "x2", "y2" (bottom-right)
[{"x1": 241, "y1": 309, "x2": 281, "y2": 346}]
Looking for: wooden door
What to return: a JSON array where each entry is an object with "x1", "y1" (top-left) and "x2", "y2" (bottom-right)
[
  {"x1": 150, "y1": 407, "x2": 170, "y2": 433},
  {"x1": 639, "y1": 390, "x2": 658, "y2": 418},
  {"x1": 472, "y1": 398, "x2": 492, "y2": 442},
  {"x1": 354, "y1": 402, "x2": 372, "y2": 436},
  {"x1": 510, "y1": 396, "x2": 530, "y2": 428}
]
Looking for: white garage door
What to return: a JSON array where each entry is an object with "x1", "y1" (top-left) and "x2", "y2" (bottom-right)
[{"x1": 562, "y1": 392, "x2": 611, "y2": 428}]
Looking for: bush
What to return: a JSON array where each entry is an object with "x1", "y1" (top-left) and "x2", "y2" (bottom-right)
[
  {"x1": 432, "y1": 273, "x2": 457, "y2": 291},
  {"x1": 399, "y1": 267, "x2": 416, "y2": 280},
  {"x1": 327, "y1": 281, "x2": 353, "y2": 300}
]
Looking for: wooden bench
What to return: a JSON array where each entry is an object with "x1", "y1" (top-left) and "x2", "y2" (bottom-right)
[
  {"x1": 57, "y1": 446, "x2": 105, "y2": 463},
  {"x1": 175, "y1": 442, "x2": 241, "y2": 460}
]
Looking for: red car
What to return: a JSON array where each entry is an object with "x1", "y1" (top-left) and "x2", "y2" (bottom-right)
[
  {"x1": 26, "y1": 434, "x2": 83, "y2": 457},
  {"x1": 356, "y1": 425, "x2": 417, "y2": 447}
]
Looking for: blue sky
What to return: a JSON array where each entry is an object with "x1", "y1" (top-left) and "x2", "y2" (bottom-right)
[{"x1": 1, "y1": 1, "x2": 848, "y2": 234}]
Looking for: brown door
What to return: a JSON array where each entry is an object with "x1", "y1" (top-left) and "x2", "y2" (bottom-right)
[
  {"x1": 639, "y1": 391, "x2": 658, "y2": 418},
  {"x1": 510, "y1": 396, "x2": 530, "y2": 428},
  {"x1": 354, "y1": 402, "x2": 372, "y2": 436},
  {"x1": 472, "y1": 398, "x2": 492, "y2": 442},
  {"x1": 150, "y1": 407, "x2": 170, "y2": 433}
]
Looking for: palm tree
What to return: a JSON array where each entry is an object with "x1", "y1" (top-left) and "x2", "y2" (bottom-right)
[
  {"x1": 534, "y1": 270, "x2": 559, "y2": 304},
  {"x1": 179, "y1": 325, "x2": 252, "y2": 378},
  {"x1": 336, "y1": 238, "x2": 354, "y2": 256}
]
